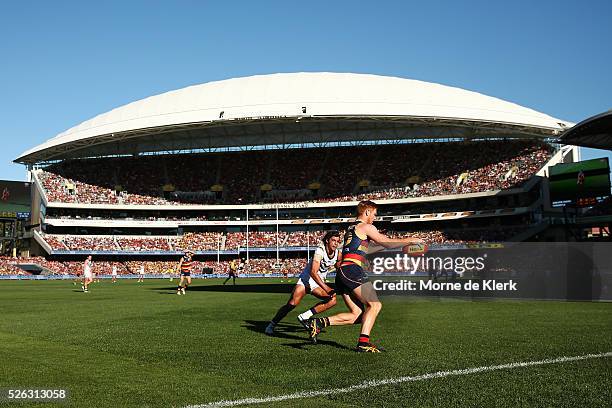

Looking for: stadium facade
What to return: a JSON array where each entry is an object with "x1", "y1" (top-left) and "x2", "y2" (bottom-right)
[{"x1": 13, "y1": 73, "x2": 582, "y2": 276}]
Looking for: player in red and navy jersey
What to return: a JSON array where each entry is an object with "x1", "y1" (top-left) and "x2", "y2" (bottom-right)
[
  {"x1": 176, "y1": 250, "x2": 194, "y2": 295},
  {"x1": 308, "y1": 200, "x2": 425, "y2": 352}
]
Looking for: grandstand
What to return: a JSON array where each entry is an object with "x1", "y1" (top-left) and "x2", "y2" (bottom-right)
[
  {"x1": 12, "y1": 72, "x2": 579, "y2": 276},
  {"x1": 33, "y1": 140, "x2": 552, "y2": 205}
]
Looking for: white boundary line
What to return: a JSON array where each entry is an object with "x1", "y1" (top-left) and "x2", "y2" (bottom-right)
[{"x1": 186, "y1": 352, "x2": 612, "y2": 408}]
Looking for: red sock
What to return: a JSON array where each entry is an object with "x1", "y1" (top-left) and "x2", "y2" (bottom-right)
[{"x1": 358, "y1": 334, "x2": 370, "y2": 346}]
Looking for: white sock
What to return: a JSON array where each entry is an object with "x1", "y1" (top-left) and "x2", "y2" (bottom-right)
[{"x1": 299, "y1": 309, "x2": 314, "y2": 320}]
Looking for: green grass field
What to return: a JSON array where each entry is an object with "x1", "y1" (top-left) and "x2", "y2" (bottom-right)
[{"x1": 0, "y1": 278, "x2": 610, "y2": 407}]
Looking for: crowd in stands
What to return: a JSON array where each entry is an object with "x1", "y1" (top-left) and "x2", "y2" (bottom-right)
[
  {"x1": 223, "y1": 232, "x2": 294, "y2": 249},
  {"x1": 385, "y1": 227, "x2": 522, "y2": 244},
  {"x1": 37, "y1": 140, "x2": 553, "y2": 205},
  {"x1": 0, "y1": 257, "x2": 26, "y2": 275},
  {"x1": 125, "y1": 261, "x2": 177, "y2": 275},
  {"x1": 45, "y1": 235, "x2": 69, "y2": 250},
  {"x1": 44, "y1": 235, "x2": 178, "y2": 252},
  {"x1": 64, "y1": 236, "x2": 117, "y2": 251},
  {"x1": 28, "y1": 257, "x2": 73, "y2": 275},
  {"x1": 176, "y1": 232, "x2": 222, "y2": 251},
  {"x1": 5, "y1": 258, "x2": 131, "y2": 276},
  {"x1": 47, "y1": 212, "x2": 210, "y2": 222},
  {"x1": 39, "y1": 171, "x2": 176, "y2": 206},
  {"x1": 0, "y1": 256, "x2": 309, "y2": 276},
  {"x1": 280, "y1": 258, "x2": 308, "y2": 274},
  {"x1": 218, "y1": 151, "x2": 269, "y2": 204},
  {"x1": 42, "y1": 225, "x2": 523, "y2": 254},
  {"x1": 42, "y1": 229, "x2": 345, "y2": 252},
  {"x1": 118, "y1": 237, "x2": 173, "y2": 251},
  {"x1": 319, "y1": 142, "x2": 551, "y2": 202},
  {"x1": 224, "y1": 232, "x2": 246, "y2": 250},
  {"x1": 281, "y1": 228, "x2": 520, "y2": 246},
  {"x1": 250, "y1": 231, "x2": 288, "y2": 247},
  {"x1": 4, "y1": 224, "x2": 526, "y2": 277},
  {"x1": 170, "y1": 230, "x2": 328, "y2": 250},
  {"x1": 0, "y1": 257, "x2": 127, "y2": 276},
  {"x1": 284, "y1": 230, "x2": 328, "y2": 247},
  {"x1": 239, "y1": 258, "x2": 307, "y2": 275},
  {"x1": 239, "y1": 258, "x2": 272, "y2": 275}
]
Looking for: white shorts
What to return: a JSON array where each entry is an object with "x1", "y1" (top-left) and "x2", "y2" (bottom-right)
[
  {"x1": 296, "y1": 276, "x2": 321, "y2": 292},
  {"x1": 84, "y1": 272, "x2": 93, "y2": 279}
]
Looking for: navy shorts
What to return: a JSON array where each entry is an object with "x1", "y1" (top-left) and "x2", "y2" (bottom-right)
[
  {"x1": 335, "y1": 264, "x2": 369, "y2": 294},
  {"x1": 181, "y1": 272, "x2": 191, "y2": 277}
]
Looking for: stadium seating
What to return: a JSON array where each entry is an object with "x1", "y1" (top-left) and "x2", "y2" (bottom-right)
[
  {"x1": 9, "y1": 224, "x2": 523, "y2": 276},
  {"x1": 41, "y1": 223, "x2": 523, "y2": 255},
  {"x1": 245, "y1": 258, "x2": 307, "y2": 275},
  {"x1": 2, "y1": 257, "x2": 308, "y2": 276},
  {"x1": 63, "y1": 236, "x2": 118, "y2": 251},
  {"x1": 385, "y1": 227, "x2": 523, "y2": 244},
  {"x1": 44, "y1": 235, "x2": 69, "y2": 250},
  {"x1": 225, "y1": 231, "x2": 289, "y2": 249},
  {"x1": 117, "y1": 237, "x2": 173, "y2": 251},
  {"x1": 176, "y1": 232, "x2": 223, "y2": 251},
  {"x1": 37, "y1": 140, "x2": 552, "y2": 205},
  {"x1": 0, "y1": 257, "x2": 27, "y2": 275},
  {"x1": 44, "y1": 235, "x2": 178, "y2": 252},
  {"x1": 27, "y1": 257, "x2": 73, "y2": 275},
  {"x1": 284, "y1": 230, "x2": 327, "y2": 247}
]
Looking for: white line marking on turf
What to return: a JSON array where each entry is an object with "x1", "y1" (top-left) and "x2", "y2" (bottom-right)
[{"x1": 185, "y1": 351, "x2": 612, "y2": 408}]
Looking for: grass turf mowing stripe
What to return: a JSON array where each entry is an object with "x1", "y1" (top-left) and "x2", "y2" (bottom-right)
[{"x1": 186, "y1": 351, "x2": 612, "y2": 408}]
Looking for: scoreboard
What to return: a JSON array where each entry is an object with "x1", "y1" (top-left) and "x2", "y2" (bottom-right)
[
  {"x1": 0, "y1": 180, "x2": 31, "y2": 218},
  {"x1": 549, "y1": 158, "x2": 611, "y2": 207}
]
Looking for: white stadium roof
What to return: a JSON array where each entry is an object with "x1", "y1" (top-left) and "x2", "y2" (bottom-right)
[{"x1": 16, "y1": 72, "x2": 573, "y2": 164}]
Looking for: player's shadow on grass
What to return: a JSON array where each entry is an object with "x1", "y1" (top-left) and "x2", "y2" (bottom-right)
[
  {"x1": 150, "y1": 284, "x2": 295, "y2": 294},
  {"x1": 243, "y1": 320, "x2": 353, "y2": 352}
]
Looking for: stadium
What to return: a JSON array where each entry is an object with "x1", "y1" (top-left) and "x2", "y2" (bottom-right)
[
  {"x1": 11, "y1": 73, "x2": 581, "y2": 270},
  {"x1": 2, "y1": 73, "x2": 611, "y2": 407}
]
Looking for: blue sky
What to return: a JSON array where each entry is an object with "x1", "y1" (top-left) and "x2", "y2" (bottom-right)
[{"x1": 1, "y1": 0, "x2": 610, "y2": 181}]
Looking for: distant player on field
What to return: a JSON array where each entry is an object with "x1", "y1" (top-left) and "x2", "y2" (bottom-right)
[
  {"x1": 82, "y1": 255, "x2": 93, "y2": 293},
  {"x1": 73, "y1": 268, "x2": 82, "y2": 286},
  {"x1": 176, "y1": 250, "x2": 194, "y2": 295},
  {"x1": 223, "y1": 259, "x2": 239, "y2": 285},
  {"x1": 138, "y1": 264, "x2": 145, "y2": 283},
  {"x1": 265, "y1": 230, "x2": 342, "y2": 336},
  {"x1": 308, "y1": 201, "x2": 425, "y2": 352},
  {"x1": 111, "y1": 264, "x2": 118, "y2": 283},
  {"x1": 280, "y1": 267, "x2": 289, "y2": 282},
  {"x1": 238, "y1": 258, "x2": 246, "y2": 276}
]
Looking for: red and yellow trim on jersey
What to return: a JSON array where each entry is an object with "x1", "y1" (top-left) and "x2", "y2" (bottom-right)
[
  {"x1": 341, "y1": 253, "x2": 366, "y2": 267},
  {"x1": 342, "y1": 222, "x2": 370, "y2": 267},
  {"x1": 180, "y1": 260, "x2": 193, "y2": 272}
]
